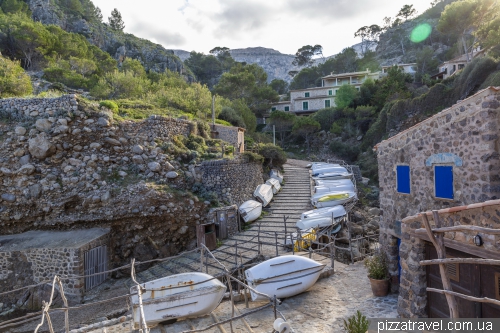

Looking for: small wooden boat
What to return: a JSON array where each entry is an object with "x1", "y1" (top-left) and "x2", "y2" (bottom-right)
[
  {"x1": 311, "y1": 191, "x2": 357, "y2": 208},
  {"x1": 311, "y1": 166, "x2": 347, "y2": 176},
  {"x1": 301, "y1": 205, "x2": 346, "y2": 220},
  {"x1": 296, "y1": 216, "x2": 340, "y2": 230},
  {"x1": 130, "y1": 272, "x2": 226, "y2": 328},
  {"x1": 253, "y1": 184, "x2": 273, "y2": 207},
  {"x1": 314, "y1": 183, "x2": 355, "y2": 194},
  {"x1": 239, "y1": 200, "x2": 262, "y2": 223},
  {"x1": 314, "y1": 179, "x2": 354, "y2": 187},
  {"x1": 270, "y1": 169, "x2": 283, "y2": 184},
  {"x1": 312, "y1": 172, "x2": 353, "y2": 181},
  {"x1": 245, "y1": 256, "x2": 325, "y2": 301},
  {"x1": 266, "y1": 178, "x2": 281, "y2": 194}
]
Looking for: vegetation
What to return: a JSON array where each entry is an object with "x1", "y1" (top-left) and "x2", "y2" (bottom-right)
[
  {"x1": 343, "y1": 310, "x2": 370, "y2": 333},
  {"x1": 0, "y1": 54, "x2": 32, "y2": 97},
  {"x1": 364, "y1": 252, "x2": 388, "y2": 280}
]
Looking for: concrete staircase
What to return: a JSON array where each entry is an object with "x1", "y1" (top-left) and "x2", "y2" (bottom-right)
[{"x1": 135, "y1": 163, "x2": 312, "y2": 283}]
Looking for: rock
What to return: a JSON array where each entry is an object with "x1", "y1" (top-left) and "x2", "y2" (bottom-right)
[
  {"x1": 166, "y1": 171, "x2": 178, "y2": 179},
  {"x1": 19, "y1": 155, "x2": 31, "y2": 165},
  {"x1": 118, "y1": 137, "x2": 128, "y2": 144},
  {"x1": 35, "y1": 119, "x2": 52, "y2": 132},
  {"x1": 14, "y1": 148, "x2": 25, "y2": 157},
  {"x1": 357, "y1": 135, "x2": 363, "y2": 141},
  {"x1": 72, "y1": 128, "x2": 81, "y2": 135},
  {"x1": 132, "y1": 145, "x2": 144, "y2": 154},
  {"x1": 68, "y1": 158, "x2": 81, "y2": 166},
  {"x1": 368, "y1": 207, "x2": 381, "y2": 216},
  {"x1": 97, "y1": 117, "x2": 110, "y2": 127},
  {"x1": 28, "y1": 184, "x2": 42, "y2": 199},
  {"x1": 148, "y1": 162, "x2": 161, "y2": 172},
  {"x1": 0, "y1": 167, "x2": 12, "y2": 176},
  {"x1": 178, "y1": 225, "x2": 189, "y2": 234},
  {"x1": 101, "y1": 191, "x2": 111, "y2": 202},
  {"x1": 164, "y1": 162, "x2": 175, "y2": 171},
  {"x1": 28, "y1": 133, "x2": 56, "y2": 159},
  {"x1": 57, "y1": 119, "x2": 68, "y2": 126},
  {"x1": 118, "y1": 171, "x2": 128, "y2": 177},
  {"x1": 84, "y1": 119, "x2": 95, "y2": 125},
  {"x1": 90, "y1": 142, "x2": 101, "y2": 149},
  {"x1": 159, "y1": 205, "x2": 168, "y2": 211},
  {"x1": 73, "y1": 145, "x2": 83, "y2": 151},
  {"x1": 1, "y1": 193, "x2": 16, "y2": 202},
  {"x1": 18, "y1": 164, "x2": 35, "y2": 175},
  {"x1": 132, "y1": 155, "x2": 144, "y2": 164},
  {"x1": 15, "y1": 127, "x2": 27, "y2": 135},
  {"x1": 104, "y1": 137, "x2": 121, "y2": 146}
]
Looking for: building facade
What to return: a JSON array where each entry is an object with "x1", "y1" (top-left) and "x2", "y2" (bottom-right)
[{"x1": 375, "y1": 86, "x2": 500, "y2": 318}]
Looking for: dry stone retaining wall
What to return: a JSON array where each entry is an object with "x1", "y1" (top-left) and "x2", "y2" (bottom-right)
[
  {"x1": 199, "y1": 159, "x2": 263, "y2": 206},
  {"x1": 0, "y1": 95, "x2": 78, "y2": 120}
]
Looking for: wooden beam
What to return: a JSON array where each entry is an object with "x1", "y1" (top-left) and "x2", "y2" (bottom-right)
[
  {"x1": 421, "y1": 213, "x2": 460, "y2": 319},
  {"x1": 415, "y1": 225, "x2": 500, "y2": 235},
  {"x1": 420, "y1": 258, "x2": 500, "y2": 266},
  {"x1": 427, "y1": 288, "x2": 500, "y2": 307}
]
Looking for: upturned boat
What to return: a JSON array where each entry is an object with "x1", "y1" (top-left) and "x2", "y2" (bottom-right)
[
  {"x1": 130, "y1": 272, "x2": 226, "y2": 328},
  {"x1": 314, "y1": 179, "x2": 354, "y2": 187},
  {"x1": 266, "y1": 178, "x2": 281, "y2": 194},
  {"x1": 245, "y1": 256, "x2": 325, "y2": 301},
  {"x1": 238, "y1": 200, "x2": 262, "y2": 223},
  {"x1": 270, "y1": 169, "x2": 284, "y2": 184},
  {"x1": 311, "y1": 166, "x2": 348, "y2": 177},
  {"x1": 312, "y1": 172, "x2": 353, "y2": 181},
  {"x1": 300, "y1": 205, "x2": 347, "y2": 220},
  {"x1": 253, "y1": 184, "x2": 274, "y2": 207},
  {"x1": 311, "y1": 190, "x2": 357, "y2": 208}
]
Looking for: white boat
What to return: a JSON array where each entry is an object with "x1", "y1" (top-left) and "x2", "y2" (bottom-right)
[
  {"x1": 314, "y1": 183, "x2": 355, "y2": 194},
  {"x1": 270, "y1": 169, "x2": 283, "y2": 184},
  {"x1": 311, "y1": 163, "x2": 340, "y2": 172},
  {"x1": 238, "y1": 200, "x2": 262, "y2": 223},
  {"x1": 311, "y1": 166, "x2": 347, "y2": 176},
  {"x1": 296, "y1": 216, "x2": 338, "y2": 230},
  {"x1": 253, "y1": 184, "x2": 273, "y2": 207},
  {"x1": 301, "y1": 205, "x2": 347, "y2": 220},
  {"x1": 266, "y1": 178, "x2": 281, "y2": 194},
  {"x1": 311, "y1": 191, "x2": 357, "y2": 208},
  {"x1": 314, "y1": 179, "x2": 354, "y2": 187},
  {"x1": 312, "y1": 172, "x2": 353, "y2": 181},
  {"x1": 245, "y1": 256, "x2": 325, "y2": 301},
  {"x1": 306, "y1": 162, "x2": 329, "y2": 168},
  {"x1": 130, "y1": 272, "x2": 226, "y2": 328}
]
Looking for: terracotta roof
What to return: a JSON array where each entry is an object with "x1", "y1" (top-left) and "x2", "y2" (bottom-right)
[
  {"x1": 402, "y1": 199, "x2": 500, "y2": 223},
  {"x1": 373, "y1": 86, "x2": 500, "y2": 151}
]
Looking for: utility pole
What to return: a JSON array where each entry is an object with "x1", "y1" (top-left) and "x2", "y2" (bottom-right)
[
  {"x1": 273, "y1": 125, "x2": 276, "y2": 145},
  {"x1": 211, "y1": 95, "x2": 215, "y2": 125}
]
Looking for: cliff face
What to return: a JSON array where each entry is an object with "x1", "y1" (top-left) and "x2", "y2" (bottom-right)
[{"x1": 27, "y1": 0, "x2": 190, "y2": 78}]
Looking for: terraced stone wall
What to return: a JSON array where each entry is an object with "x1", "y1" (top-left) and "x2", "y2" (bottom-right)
[{"x1": 0, "y1": 95, "x2": 78, "y2": 119}]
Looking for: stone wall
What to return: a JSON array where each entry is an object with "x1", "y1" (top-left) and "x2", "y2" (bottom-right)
[
  {"x1": 198, "y1": 159, "x2": 263, "y2": 206},
  {"x1": 398, "y1": 200, "x2": 500, "y2": 318},
  {"x1": 0, "y1": 95, "x2": 78, "y2": 119},
  {"x1": 120, "y1": 115, "x2": 193, "y2": 142},
  {"x1": 212, "y1": 124, "x2": 243, "y2": 152},
  {"x1": 376, "y1": 87, "x2": 500, "y2": 291}
]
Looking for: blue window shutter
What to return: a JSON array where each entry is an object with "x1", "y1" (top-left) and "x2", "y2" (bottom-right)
[
  {"x1": 435, "y1": 166, "x2": 453, "y2": 199},
  {"x1": 396, "y1": 165, "x2": 410, "y2": 194}
]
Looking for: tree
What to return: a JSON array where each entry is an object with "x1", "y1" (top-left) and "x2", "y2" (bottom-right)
[
  {"x1": 372, "y1": 66, "x2": 412, "y2": 110},
  {"x1": 269, "y1": 79, "x2": 288, "y2": 95},
  {"x1": 292, "y1": 117, "x2": 320, "y2": 154},
  {"x1": 292, "y1": 45, "x2": 323, "y2": 67},
  {"x1": 269, "y1": 110, "x2": 296, "y2": 145},
  {"x1": 93, "y1": 6, "x2": 103, "y2": 22},
  {"x1": 209, "y1": 46, "x2": 234, "y2": 72},
  {"x1": 354, "y1": 25, "x2": 381, "y2": 55},
  {"x1": 415, "y1": 47, "x2": 439, "y2": 83},
  {"x1": 218, "y1": 107, "x2": 246, "y2": 128},
  {"x1": 0, "y1": 0, "x2": 30, "y2": 14},
  {"x1": 397, "y1": 4, "x2": 417, "y2": 21},
  {"x1": 0, "y1": 55, "x2": 32, "y2": 97},
  {"x1": 108, "y1": 8, "x2": 125, "y2": 31},
  {"x1": 335, "y1": 85, "x2": 359, "y2": 109}
]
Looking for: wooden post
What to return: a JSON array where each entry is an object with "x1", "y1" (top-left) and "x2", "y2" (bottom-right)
[
  {"x1": 329, "y1": 243, "x2": 335, "y2": 271},
  {"x1": 291, "y1": 233, "x2": 295, "y2": 255},
  {"x1": 422, "y1": 212, "x2": 460, "y2": 319},
  {"x1": 348, "y1": 219, "x2": 354, "y2": 264},
  {"x1": 258, "y1": 223, "x2": 261, "y2": 255},
  {"x1": 284, "y1": 216, "x2": 288, "y2": 246},
  {"x1": 275, "y1": 232, "x2": 278, "y2": 257},
  {"x1": 235, "y1": 241, "x2": 238, "y2": 267},
  {"x1": 200, "y1": 245, "x2": 204, "y2": 272}
]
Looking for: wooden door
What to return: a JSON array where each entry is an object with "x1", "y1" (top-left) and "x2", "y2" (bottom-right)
[
  {"x1": 426, "y1": 243, "x2": 500, "y2": 318},
  {"x1": 217, "y1": 211, "x2": 228, "y2": 240}
]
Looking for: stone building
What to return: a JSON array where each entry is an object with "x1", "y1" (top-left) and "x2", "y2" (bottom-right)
[
  {"x1": 375, "y1": 86, "x2": 500, "y2": 317},
  {"x1": 211, "y1": 124, "x2": 245, "y2": 153},
  {"x1": 0, "y1": 228, "x2": 110, "y2": 308}
]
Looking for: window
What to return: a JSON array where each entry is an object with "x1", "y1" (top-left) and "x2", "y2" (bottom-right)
[
  {"x1": 396, "y1": 165, "x2": 410, "y2": 194},
  {"x1": 305, "y1": 92, "x2": 310, "y2": 97},
  {"x1": 328, "y1": 90, "x2": 333, "y2": 96},
  {"x1": 356, "y1": 87, "x2": 360, "y2": 91},
  {"x1": 335, "y1": 90, "x2": 338, "y2": 95},
  {"x1": 284, "y1": 106, "x2": 290, "y2": 111},
  {"x1": 271, "y1": 107, "x2": 276, "y2": 111},
  {"x1": 302, "y1": 101, "x2": 309, "y2": 110},
  {"x1": 325, "y1": 100, "x2": 330, "y2": 108},
  {"x1": 435, "y1": 165, "x2": 453, "y2": 199}
]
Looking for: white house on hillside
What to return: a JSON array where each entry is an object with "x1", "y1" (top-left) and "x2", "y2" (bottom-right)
[{"x1": 270, "y1": 69, "x2": 380, "y2": 116}]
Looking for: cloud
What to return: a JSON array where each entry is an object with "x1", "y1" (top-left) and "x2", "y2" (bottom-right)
[
  {"x1": 186, "y1": 18, "x2": 204, "y2": 33},
  {"x1": 211, "y1": 0, "x2": 274, "y2": 38},
  {"x1": 131, "y1": 22, "x2": 187, "y2": 46}
]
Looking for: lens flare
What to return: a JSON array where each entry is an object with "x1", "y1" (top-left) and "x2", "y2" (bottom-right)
[{"x1": 410, "y1": 23, "x2": 432, "y2": 43}]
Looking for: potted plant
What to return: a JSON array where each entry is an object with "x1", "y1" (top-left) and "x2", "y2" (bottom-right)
[{"x1": 364, "y1": 252, "x2": 389, "y2": 297}]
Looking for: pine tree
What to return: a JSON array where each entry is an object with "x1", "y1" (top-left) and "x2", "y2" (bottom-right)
[{"x1": 108, "y1": 8, "x2": 125, "y2": 31}]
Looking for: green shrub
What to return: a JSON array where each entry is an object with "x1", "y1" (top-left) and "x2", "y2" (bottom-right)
[
  {"x1": 343, "y1": 310, "x2": 369, "y2": 333},
  {"x1": 257, "y1": 143, "x2": 287, "y2": 169},
  {"x1": 43, "y1": 66, "x2": 90, "y2": 89},
  {"x1": 186, "y1": 134, "x2": 207, "y2": 154},
  {"x1": 364, "y1": 252, "x2": 388, "y2": 280},
  {"x1": 218, "y1": 106, "x2": 246, "y2": 128},
  {"x1": 242, "y1": 151, "x2": 264, "y2": 164},
  {"x1": 191, "y1": 183, "x2": 220, "y2": 206},
  {"x1": 215, "y1": 119, "x2": 232, "y2": 126},
  {"x1": 0, "y1": 55, "x2": 32, "y2": 97},
  {"x1": 99, "y1": 100, "x2": 119, "y2": 112},
  {"x1": 329, "y1": 140, "x2": 360, "y2": 162}
]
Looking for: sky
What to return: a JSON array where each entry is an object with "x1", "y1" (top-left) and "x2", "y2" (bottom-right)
[{"x1": 92, "y1": 0, "x2": 434, "y2": 57}]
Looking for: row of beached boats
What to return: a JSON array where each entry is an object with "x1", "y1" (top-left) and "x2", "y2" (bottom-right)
[{"x1": 238, "y1": 169, "x2": 284, "y2": 223}]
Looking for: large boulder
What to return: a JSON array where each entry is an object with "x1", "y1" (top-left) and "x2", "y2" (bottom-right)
[
  {"x1": 35, "y1": 119, "x2": 52, "y2": 132},
  {"x1": 28, "y1": 133, "x2": 56, "y2": 160}
]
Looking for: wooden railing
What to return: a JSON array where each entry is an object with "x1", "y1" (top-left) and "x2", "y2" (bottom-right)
[{"x1": 418, "y1": 210, "x2": 500, "y2": 318}]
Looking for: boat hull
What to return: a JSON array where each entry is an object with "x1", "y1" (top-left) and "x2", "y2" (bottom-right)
[
  {"x1": 314, "y1": 179, "x2": 354, "y2": 187},
  {"x1": 314, "y1": 184, "x2": 354, "y2": 194},
  {"x1": 266, "y1": 178, "x2": 281, "y2": 194},
  {"x1": 270, "y1": 169, "x2": 284, "y2": 184},
  {"x1": 312, "y1": 172, "x2": 353, "y2": 181},
  {"x1": 296, "y1": 216, "x2": 338, "y2": 230},
  {"x1": 311, "y1": 166, "x2": 347, "y2": 176},
  {"x1": 312, "y1": 191, "x2": 357, "y2": 208},
  {"x1": 301, "y1": 205, "x2": 347, "y2": 220},
  {"x1": 253, "y1": 184, "x2": 273, "y2": 207},
  {"x1": 245, "y1": 256, "x2": 325, "y2": 301},
  {"x1": 239, "y1": 200, "x2": 262, "y2": 223},
  {"x1": 130, "y1": 272, "x2": 226, "y2": 328}
]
